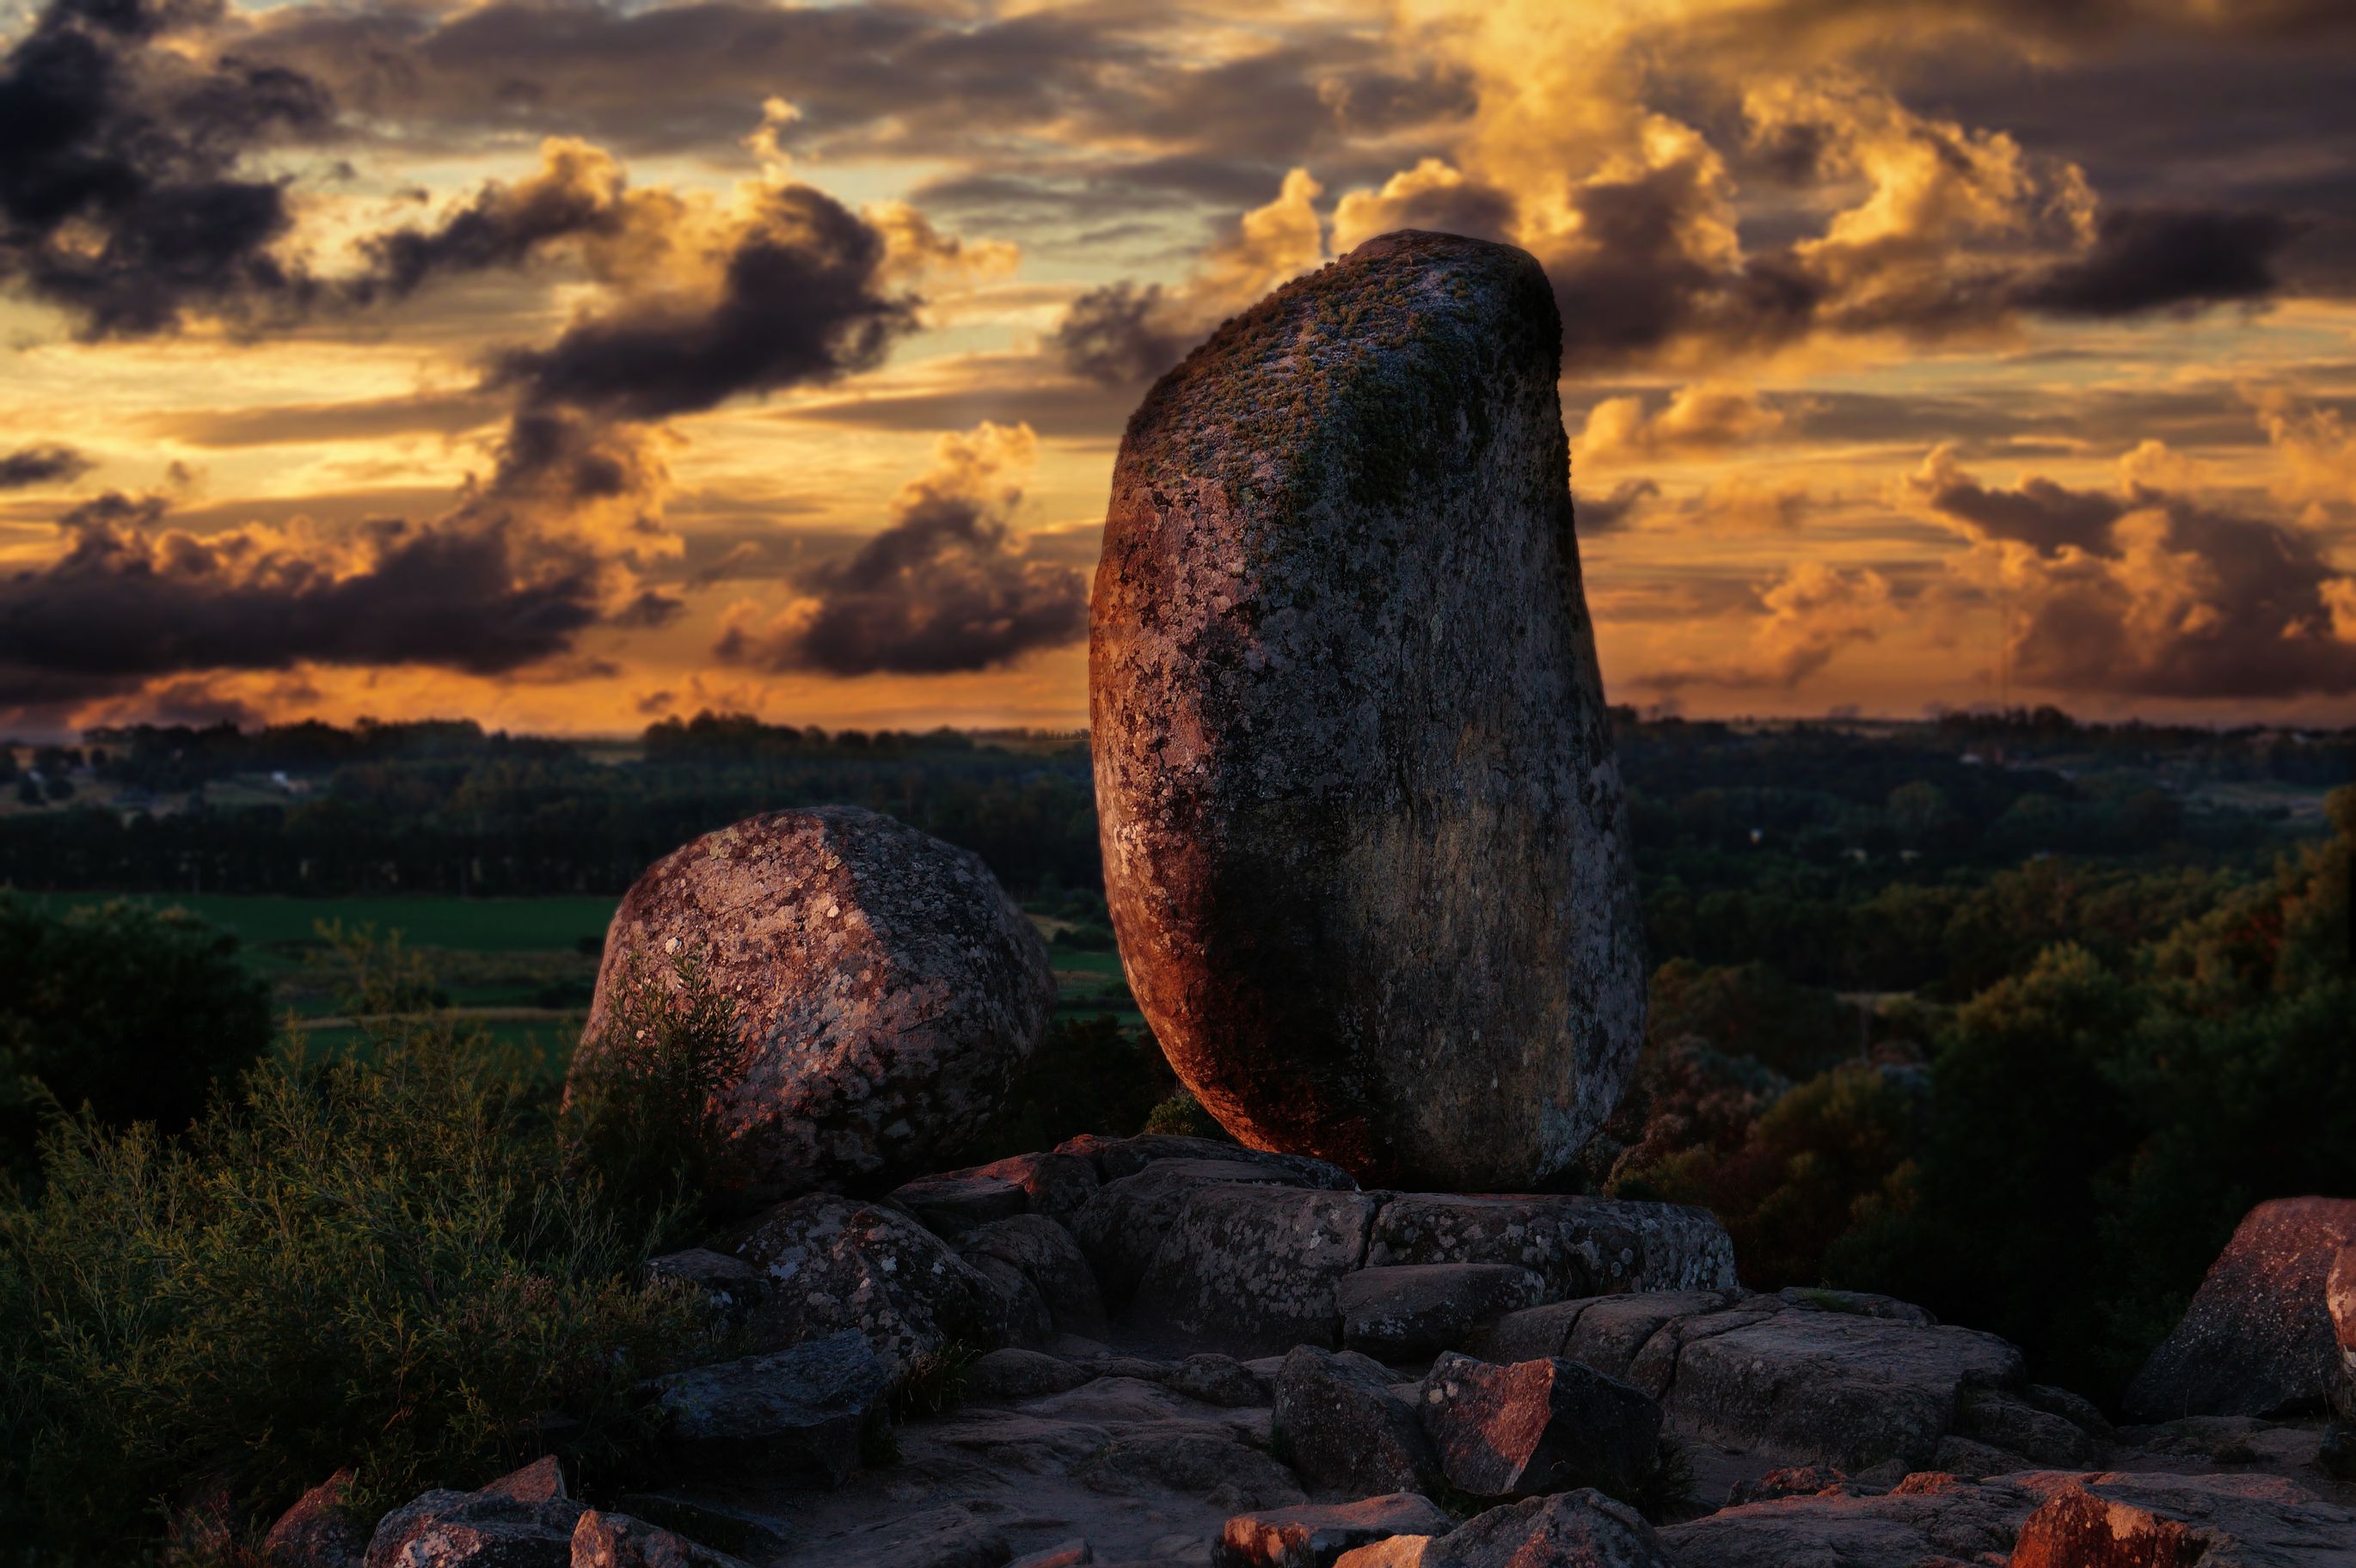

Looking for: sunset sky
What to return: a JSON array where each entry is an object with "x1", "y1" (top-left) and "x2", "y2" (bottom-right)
[{"x1": 3, "y1": 0, "x2": 2354, "y2": 737}]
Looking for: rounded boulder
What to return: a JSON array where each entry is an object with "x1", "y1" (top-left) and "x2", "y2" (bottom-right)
[
  {"x1": 1089, "y1": 229, "x2": 1645, "y2": 1189},
  {"x1": 572, "y1": 805, "x2": 1053, "y2": 1198}
]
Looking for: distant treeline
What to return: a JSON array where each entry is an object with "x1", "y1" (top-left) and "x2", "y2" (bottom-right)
[{"x1": 1, "y1": 708, "x2": 2345, "y2": 928}]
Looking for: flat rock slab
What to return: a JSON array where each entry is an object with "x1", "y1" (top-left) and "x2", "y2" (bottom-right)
[
  {"x1": 647, "y1": 1330, "x2": 890, "y2": 1484},
  {"x1": 2126, "y1": 1197, "x2": 2356, "y2": 1422},
  {"x1": 2011, "y1": 1471, "x2": 2356, "y2": 1568},
  {"x1": 1659, "y1": 1471, "x2": 2049, "y2": 1568},
  {"x1": 1416, "y1": 1490, "x2": 1672, "y2": 1568},
  {"x1": 1487, "y1": 1289, "x2": 2028, "y2": 1473},
  {"x1": 1218, "y1": 1496, "x2": 1452, "y2": 1568},
  {"x1": 1365, "y1": 1195, "x2": 1736, "y2": 1301},
  {"x1": 1090, "y1": 229, "x2": 1645, "y2": 1191},
  {"x1": 572, "y1": 805, "x2": 1053, "y2": 1199},
  {"x1": 1341, "y1": 1265, "x2": 1544, "y2": 1361}
]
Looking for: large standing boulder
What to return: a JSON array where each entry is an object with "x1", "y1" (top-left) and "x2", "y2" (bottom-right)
[
  {"x1": 2125, "y1": 1197, "x2": 2356, "y2": 1420},
  {"x1": 1089, "y1": 229, "x2": 1645, "y2": 1190},
  {"x1": 570, "y1": 806, "x2": 1053, "y2": 1199}
]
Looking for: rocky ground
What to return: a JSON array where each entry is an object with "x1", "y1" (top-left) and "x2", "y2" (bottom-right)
[{"x1": 323, "y1": 1135, "x2": 2356, "y2": 1568}]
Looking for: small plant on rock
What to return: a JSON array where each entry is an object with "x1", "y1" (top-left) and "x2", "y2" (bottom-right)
[{"x1": 560, "y1": 947, "x2": 750, "y2": 1240}]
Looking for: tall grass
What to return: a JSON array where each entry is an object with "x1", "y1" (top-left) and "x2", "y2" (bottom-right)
[{"x1": 0, "y1": 1019, "x2": 715, "y2": 1563}]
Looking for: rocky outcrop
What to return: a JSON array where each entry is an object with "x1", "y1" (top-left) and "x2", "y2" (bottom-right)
[
  {"x1": 1132, "y1": 1185, "x2": 1382, "y2": 1355},
  {"x1": 1068, "y1": 1155, "x2": 1357, "y2": 1309},
  {"x1": 1216, "y1": 1496, "x2": 1452, "y2": 1568},
  {"x1": 1365, "y1": 1195, "x2": 1736, "y2": 1300},
  {"x1": 1089, "y1": 230, "x2": 1645, "y2": 1191},
  {"x1": 733, "y1": 1194, "x2": 1008, "y2": 1367},
  {"x1": 1273, "y1": 1346, "x2": 1436, "y2": 1498},
  {"x1": 1340, "y1": 1265, "x2": 1544, "y2": 1360},
  {"x1": 571, "y1": 806, "x2": 1053, "y2": 1200},
  {"x1": 644, "y1": 1329, "x2": 890, "y2": 1483},
  {"x1": 960, "y1": 1214, "x2": 1107, "y2": 1348},
  {"x1": 1416, "y1": 1352, "x2": 1660, "y2": 1503},
  {"x1": 2126, "y1": 1197, "x2": 2356, "y2": 1421}
]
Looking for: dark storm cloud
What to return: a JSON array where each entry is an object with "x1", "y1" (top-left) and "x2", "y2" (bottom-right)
[
  {"x1": 347, "y1": 142, "x2": 639, "y2": 304},
  {"x1": 1576, "y1": 479, "x2": 1662, "y2": 536},
  {"x1": 0, "y1": 444, "x2": 93, "y2": 488},
  {"x1": 1911, "y1": 452, "x2": 2126, "y2": 555},
  {"x1": 0, "y1": 495, "x2": 606, "y2": 705},
  {"x1": 717, "y1": 432, "x2": 1086, "y2": 677},
  {"x1": 0, "y1": 0, "x2": 332, "y2": 337},
  {"x1": 1547, "y1": 161, "x2": 1824, "y2": 371},
  {"x1": 490, "y1": 183, "x2": 913, "y2": 422},
  {"x1": 2016, "y1": 207, "x2": 2295, "y2": 317},
  {"x1": 1049, "y1": 281, "x2": 1193, "y2": 389},
  {"x1": 1914, "y1": 454, "x2": 2356, "y2": 699}
]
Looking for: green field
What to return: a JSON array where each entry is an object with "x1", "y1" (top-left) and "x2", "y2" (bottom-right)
[
  {"x1": 22, "y1": 890, "x2": 1142, "y2": 1031},
  {"x1": 21, "y1": 892, "x2": 618, "y2": 954}
]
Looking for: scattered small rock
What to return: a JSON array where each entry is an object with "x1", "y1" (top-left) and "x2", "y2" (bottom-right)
[
  {"x1": 261, "y1": 1470, "x2": 365, "y2": 1568},
  {"x1": 1416, "y1": 1351, "x2": 1660, "y2": 1502},
  {"x1": 362, "y1": 1459, "x2": 584, "y2": 1568},
  {"x1": 647, "y1": 1251, "x2": 763, "y2": 1328},
  {"x1": 1273, "y1": 1346, "x2": 1436, "y2": 1498},
  {"x1": 1725, "y1": 1466, "x2": 1850, "y2": 1507},
  {"x1": 568, "y1": 1510, "x2": 749, "y2": 1568},
  {"x1": 2010, "y1": 1472, "x2": 2356, "y2": 1568},
  {"x1": 1414, "y1": 1490, "x2": 1672, "y2": 1568},
  {"x1": 733, "y1": 1194, "x2": 1008, "y2": 1369},
  {"x1": 645, "y1": 1329, "x2": 890, "y2": 1484},
  {"x1": 1216, "y1": 1495, "x2": 1452, "y2": 1568},
  {"x1": 965, "y1": 1347, "x2": 1092, "y2": 1403},
  {"x1": 1169, "y1": 1353, "x2": 1270, "y2": 1408}
]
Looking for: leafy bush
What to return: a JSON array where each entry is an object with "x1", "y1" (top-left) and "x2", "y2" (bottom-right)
[
  {"x1": 1616, "y1": 1061, "x2": 1923, "y2": 1289},
  {"x1": 560, "y1": 948, "x2": 751, "y2": 1239},
  {"x1": 0, "y1": 895, "x2": 271, "y2": 1185},
  {"x1": 1142, "y1": 1089, "x2": 1229, "y2": 1140},
  {"x1": 0, "y1": 1021, "x2": 711, "y2": 1563}
]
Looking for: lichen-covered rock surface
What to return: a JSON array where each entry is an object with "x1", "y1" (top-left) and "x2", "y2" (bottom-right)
[
  {"x1": 1089, "y1": 229, "x2": 1645, "y2": 1189},
  {"x1": 570, "y1": 805, "x2": 1053, "y2": 1199}
]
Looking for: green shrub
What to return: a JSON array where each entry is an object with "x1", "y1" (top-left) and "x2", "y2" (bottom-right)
[
  {"x1": 0, "y1": 894, "x2": 272, "y2": 1186},
  {"x1": 559, "y1": 948, "x2": 750, "y2": 1239},
  {"x1": 0, "y1": 1021, "x2": 712, "y2": 1563},
  {"x1": 1141, "y1": 1089, "x2": 1228, "y2": 1140}
]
